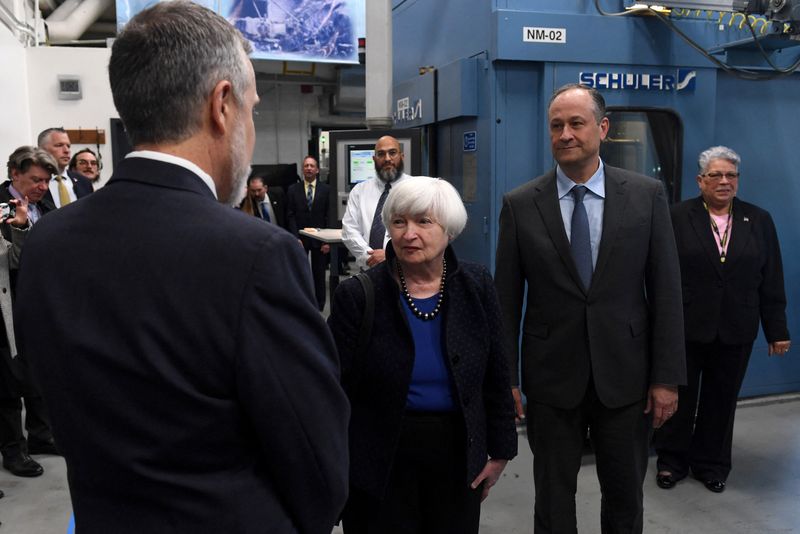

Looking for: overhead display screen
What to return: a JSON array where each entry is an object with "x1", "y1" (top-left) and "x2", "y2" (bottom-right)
[{"x1": 117, "y1": 0, "x2": 365, "y2": 65}]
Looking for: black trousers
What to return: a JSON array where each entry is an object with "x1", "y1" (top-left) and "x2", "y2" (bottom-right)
[
  {"x1": 305, "y1": 245, "x2": 328, "y2": 311},
  {"x1": 342, "y1": 412, "x2": 482, "y2": 534},
  {"x1": 654, "y1": 339, "x2": 753, "y2": 482},
  {"x1": 0, "y1": 350, "x2": 54, "y2": 456},
  {"x1": 527, "y1": 380, "x2": 649, "y2": 534}
]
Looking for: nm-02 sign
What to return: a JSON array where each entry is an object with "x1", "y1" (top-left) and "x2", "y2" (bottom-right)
[{"x1": 523, "y1": 26, "x2": 567, "y2": 44}]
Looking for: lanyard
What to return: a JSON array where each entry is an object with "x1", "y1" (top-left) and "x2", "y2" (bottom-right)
[{"x1": 703, "y1": 201, "x2": 732, "y2": 263}]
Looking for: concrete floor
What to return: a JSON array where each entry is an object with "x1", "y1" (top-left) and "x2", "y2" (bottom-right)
[{"x1": 1, "y1": 397, "x2": 799, "y2": 533}]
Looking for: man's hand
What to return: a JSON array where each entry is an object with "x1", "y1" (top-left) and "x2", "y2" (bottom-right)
[
  {"x1": 366, "y1": 249, "x2": 386, "y2": 267},
  {"x1": 321, "y1": 244, "x2": 330, "y2": 254},
  {"x1": 511, "y1": 387, "x2": 525, "y2": 422},
  {"x1": 470, "y1": 459, "x2": 508, "y2": 502},
  {"x1": 769, "y1": 340, "x2": 791, "y2": 356},
  {"x1": 6, "y1": 197, "x2": 28, "y2": 228},
  {"x1": 645, "y1": 384, "x2": 678, "y2": 429}
]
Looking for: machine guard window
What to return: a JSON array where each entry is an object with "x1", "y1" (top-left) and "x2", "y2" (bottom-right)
[{"x1": 601, "y1": 108, "x2": 682, "y2": 203}]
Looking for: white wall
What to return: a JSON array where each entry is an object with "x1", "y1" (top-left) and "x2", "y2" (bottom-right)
[
  {"x1": 26, "y1": 46, "x2": 117, "y2": 186},
  {"x1": 5, "y1": 40, "x2": 362, "y2": 185},
  {"x1": 253, "y1": 82, "x2": 321, "y2": 170},
  {"x1": 0, "y1": 24, "x2": 32, "y2": 171}
]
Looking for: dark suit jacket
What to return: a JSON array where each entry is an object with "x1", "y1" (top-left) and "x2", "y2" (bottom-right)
[
  {"x1": 41, "y1": 170, "x2": 93, "y2": 206},
  {"x1": 671, "y1": 196, "x2": 789, "y2": 345},
  {"x1": 495, "y1": 165, "x2": 686, "y2": 410},
  {"x1": 0, "y1": 181, "x2": 55, "y2": 255},
  {"x1": 327, "y1": 245, "x2": 517, "y2": 500},
  {"x1": 237, "y1": 188, "x2": 287, "y2": 229},
  {"x1": 14, "y1": 157, "x2": 350, "y2": 534},
  {"x1": 286, "y1": 180, "x2": 330, "y2": 248}
]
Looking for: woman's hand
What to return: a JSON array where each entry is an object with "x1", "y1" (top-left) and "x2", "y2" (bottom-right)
[
  {"x1": 6, "y1": 197, "x2": 29, "y2": 228},
  {"x1": 769, "y1": 340, "x2": 791, "y2": 356},
  {"x1": 470, "y1": 458, "x2": 508, "y2": 502}
]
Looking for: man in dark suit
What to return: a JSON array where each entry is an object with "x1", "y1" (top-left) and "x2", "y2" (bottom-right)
[
  {"x1": 0, "y1": 146, "x2": 59, "y2": 479},
  {"x1": 14, "y1": 3, "x2": 349, "y2": 533},
  {"x1": 237, "y1": 174, "x2": 287, "y2": 228},
  {"x1": 37, "y1": 127, "x2": 93, "y2": 207},
  {"x1": 495, "y1": 84, "x2": 686, "y2": 533},
  {"x1": 287, "y1": 156, "x2": 330, "y2": 311}
]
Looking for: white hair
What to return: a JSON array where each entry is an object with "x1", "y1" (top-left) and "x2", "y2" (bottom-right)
[
  {"x1": 698, "y1": 146, "x2": 740, "y2": 173},
  {"x1": 381, "y1": 176, "x2": 468, "y2": 239}
]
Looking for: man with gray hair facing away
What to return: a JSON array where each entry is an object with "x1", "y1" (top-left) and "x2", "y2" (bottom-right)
[{"x1": 14, "y1": 2, "x2": 349, "y2": 533}]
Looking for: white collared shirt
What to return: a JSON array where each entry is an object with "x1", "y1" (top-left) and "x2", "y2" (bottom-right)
[
  {"x1": 125, "y1": 150, "x2": 218, "y2": 199},
  {"x1": 341, "y1": 172, "x2": 419, "y2": 268},
  {"x1": 49, "y1": 170, "x2": 79, "y2": 209}
]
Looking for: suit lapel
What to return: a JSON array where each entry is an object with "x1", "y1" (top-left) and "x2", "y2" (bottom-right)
[
  {"x1": 592, "y1": 170, "x2": 629, "y2": 290},
  {"x1": 688, "y1": 196, "x2": 725, "y2": 278},
  {"x1": 721, "y1": 197, "x2": 751, "y2": 273},
  {"x1": 532, "y1": 172, "x2": 586, "y2": 293}
]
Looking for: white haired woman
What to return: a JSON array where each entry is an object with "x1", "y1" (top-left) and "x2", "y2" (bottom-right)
[
  {"x1": 653, "y1": 146, "x2": 790, "y2": 493},
  {"x1": 328, "y1": 176, "x2": 518, "y2": 533}
]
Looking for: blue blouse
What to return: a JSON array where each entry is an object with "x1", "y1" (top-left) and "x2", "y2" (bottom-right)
[{"x1": 400, "y1": 293, "x2": 457, "y2": 412}]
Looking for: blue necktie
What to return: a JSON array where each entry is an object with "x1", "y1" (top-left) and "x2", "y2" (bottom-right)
[
  {"x1": 570, "y1": 186, "x2": 592, "y2": 290},
  {"x1": 306, "y1": 183, "x2": 314, "y2": 210},
  {"x1": 260, "y1": 201, "x2": 271, "y2": 222},
  {"x1": 368, "y1": 182, "x2": 391, "y2": 250}
]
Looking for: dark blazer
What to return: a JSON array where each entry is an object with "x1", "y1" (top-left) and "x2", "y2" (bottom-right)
[
  {"x1": 0, "y1": 181, "x2": 56, "y2": 243},
  {"x1": 14, "y1": 157, "x2": 350, "y2": 534},
  {"x1": 671, "y1": 196, "x2": 789, "y2": 345},
  {"x1": 286, "y1": 180, "x2": 330, "y2": 248},
  {"x1": 41, "y1": 170, "x2": 93, "y2": 206},
  {"x1": 495, "y1": 166, "x2": 686, "y2": 410},
  {"x1": 327, "y1": 245, "x2": 518, "y2": 500},
  {"x1": 237, "y1": 187, "x2": 287, "y2": 229}
]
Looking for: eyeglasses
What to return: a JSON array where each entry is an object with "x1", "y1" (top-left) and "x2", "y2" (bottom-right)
[
  {"x1": 703, "y1": 171, "x2": 739, "y2": 182},
  {"x1": 77, "y1": 159, "x2": 98, "y2": 167},
  {"x1": 375, "y1": 149, "x2": 400, "y2": 159}
]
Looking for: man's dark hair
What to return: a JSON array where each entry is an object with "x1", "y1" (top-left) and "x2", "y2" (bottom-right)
[
  {"x1": 548, "y1": 83, "x2": 607, "y2": 123},
  {"x1": 7, "y1": 146, "x2": 58, "y2": 179},
  {"x1": 247, "y1": 175, "x2": 266, "y2": 187},
  {"x1": 69, "y1": 148, "x2": 99, "y2": 172},
  {"x1": 303, "y1": 156, "x2": 319, "y2": 166},
  {"x1": 108, "y1": 0, "x2": 253, "y2": 147},
  {"x1": 37, "y1": 127, "x2": 67, "y2": 148}
]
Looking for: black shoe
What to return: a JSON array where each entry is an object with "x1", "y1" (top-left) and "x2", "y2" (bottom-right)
[
  {"x1": 3, "y1": 453, "x2": 44, "y2": 477},
  {"x1": 704, "y1": 479, "x2": 726, "y2": 493},
  {"x1": 0, "y1": 489, "x2": 4, "y2": 498},
  {"x1": 27, "y1": 439, "x2": 60, "y2": 456},
  {"x1": 656, "y1": 472, "x2": 677, "y2": 489}
]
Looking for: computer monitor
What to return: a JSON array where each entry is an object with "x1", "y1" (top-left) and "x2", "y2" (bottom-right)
[{"x1": 346, "y1": 144, "x2": 375, "y2": 186}]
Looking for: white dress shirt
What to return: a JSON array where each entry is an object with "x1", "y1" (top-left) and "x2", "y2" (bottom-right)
[
  {"x1": 341, "y1": 172, "x2": 419, "y2": 268},
  {"x1": 49, "y1": 169, "x2": 79, "y2": 208},
  {"x1": 125, "y1": 150, "x2": 218, "y2": 199}
]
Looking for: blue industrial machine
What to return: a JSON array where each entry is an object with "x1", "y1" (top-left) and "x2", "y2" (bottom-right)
[{"x1": 390, "y1": 0, "x2": 800, "y2": 396}]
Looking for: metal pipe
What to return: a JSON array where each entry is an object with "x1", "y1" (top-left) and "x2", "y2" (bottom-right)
[
  {"x1": 46, "y1": 0, "x2": 113, "y2": 42},
  {"x1": 0, "y1": 1, "x2": 37, "y2": 45},
  {"x1": 365, "y1": 0, "x2": 393, "y2": 129}
]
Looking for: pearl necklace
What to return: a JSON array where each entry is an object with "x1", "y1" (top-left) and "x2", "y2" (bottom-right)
[{"x1": 397, "y1": 259, "x2": 446, "y2": 321}]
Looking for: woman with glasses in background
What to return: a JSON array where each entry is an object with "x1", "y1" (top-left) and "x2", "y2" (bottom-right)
[{"x1": 653, "y1": 145, "x2": 790, "y2": 494}]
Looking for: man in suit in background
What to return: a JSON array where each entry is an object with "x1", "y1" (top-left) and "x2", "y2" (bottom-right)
[
  {"x1": 15, "y1": 2, "x2": 349, "y2": 533},
  {"x1": 287, "y1": 155, "x2": 330, "y2": 311},
  {"x1": 238, "y1": 174, "x2": 287, "y2": 228},
  {"x1": 495, "y1": 83, "x2": 686, "y2": 533},
  {"x1": 37, "y1": 127, "x2": 93, "y2": 207},
  {"x1": 0, "y1": 146, "x2": 60, "y2": 480}
]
